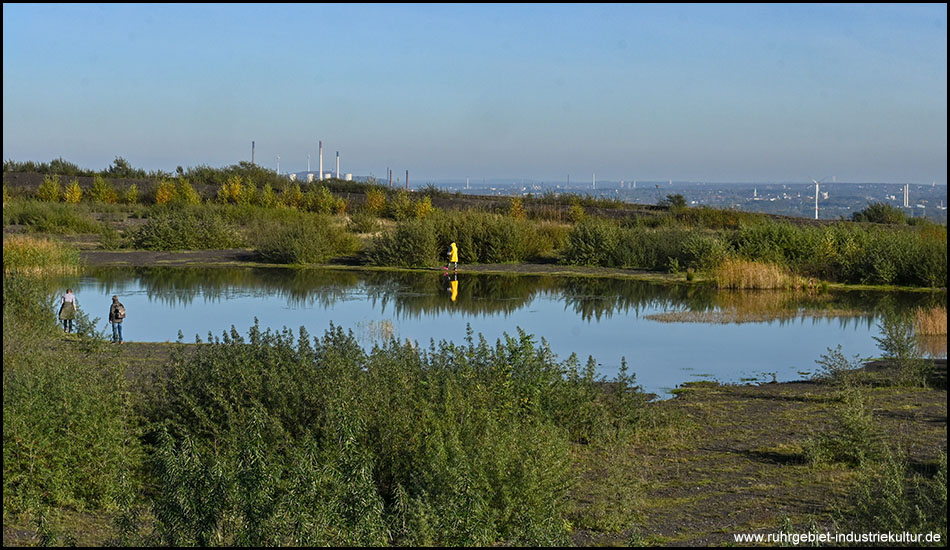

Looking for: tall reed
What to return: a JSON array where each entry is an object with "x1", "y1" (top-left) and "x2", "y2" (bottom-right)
[
  {"x1": 713, "y1": 257, "x2": 792, "y2": 289},
  {"x1": 914, "y1": 306, "x2": 947, "y2": 336},
  {"x1": 2, "y1": 235, "x2": 81, "y2": 275}
]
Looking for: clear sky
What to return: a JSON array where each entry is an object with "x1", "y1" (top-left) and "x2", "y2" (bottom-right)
[{"x1": 3, "y1": 3, "x2": 947, "y2": 184}]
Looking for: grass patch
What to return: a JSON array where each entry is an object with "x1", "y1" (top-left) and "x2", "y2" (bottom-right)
[{"x1": 2, "y1": 235, "x2": 81, "y2": 275}]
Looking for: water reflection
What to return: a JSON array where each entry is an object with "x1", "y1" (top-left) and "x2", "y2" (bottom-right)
[
  {"x1": 58, "y1": 266, "x2": 946, "y2": 397},
  {"x1": 73, "y1": 266, "x2": 944, "y2": 324}
]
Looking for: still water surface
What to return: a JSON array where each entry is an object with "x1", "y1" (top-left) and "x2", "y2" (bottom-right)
[{"x1": 61, "y1": 267, "x2": 945, "y2": 397}]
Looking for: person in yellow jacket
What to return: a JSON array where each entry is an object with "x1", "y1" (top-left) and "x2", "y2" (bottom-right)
[{"x1": 445, "y1": 241, "x2": 458, "y2": 272}]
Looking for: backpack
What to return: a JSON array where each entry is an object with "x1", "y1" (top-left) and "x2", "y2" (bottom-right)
[{"x1": 115, "y1": 304, "x2": 126, "y2": 320}]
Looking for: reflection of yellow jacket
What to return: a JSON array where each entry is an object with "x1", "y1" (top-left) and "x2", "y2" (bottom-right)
[
  {"x1": 449, "y1": 242, "x2": 458, "y2": 263},
  {"x1": 450, "y1": 280, "x2": 458, "y2": 301}
]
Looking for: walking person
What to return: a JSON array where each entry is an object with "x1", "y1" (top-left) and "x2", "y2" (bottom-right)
[
  {"x1": 59, "y1": 288, "x2": 78, "y2": 333},
  {"x1": 109, "y1": 295, "x2": 126, "y2": 344},
  {"x1": 445, "y1": 241, "x2": 458, "y2": 273}
]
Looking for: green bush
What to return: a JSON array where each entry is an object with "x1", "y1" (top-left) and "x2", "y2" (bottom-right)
[
  {"x1": 255, "y1": 217, "x2": 359, "y2": 264},
  {"x1": 851, "y1": 202, "x2": 908, "y2": 224},
  {"x1": 139, "y1": 323, "x2": 645, "y2": 546},
  {"x1": 131, "y1": 207, "x2": 242, "y2": 250},
  {"x1": 366, "y1": 218, "x2": 438, "y2": 267},
  {"x1": 2, "y1": 199, "x2": 104, "y2": 234},
  {"x1": 561, "y1": 218, "x2": 620, "y2": 267},
  {"x1": 89, "y1": 175, "x2": 118, "y2": 204},
  {"x1": 3, "y1": 276, "x2": 140, "y2": 515},
  {"x1": 36, "y1": 174, "x2": 61, "y2": 202}
]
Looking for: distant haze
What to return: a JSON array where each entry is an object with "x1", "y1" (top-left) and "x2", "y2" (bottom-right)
[{"x1": 3, "y1": 4, "x2": 947, "y2": 184}]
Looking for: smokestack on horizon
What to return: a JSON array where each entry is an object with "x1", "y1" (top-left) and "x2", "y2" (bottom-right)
[
  {"x1": 336, "y1": 151, "x2": 340, "y2": 179},
  {"x1": 319, "y1": 141, "x2": 323, "y2": 181},
  {"x1": 251, "y1": 141, "x2": 255, "y2": 164}
]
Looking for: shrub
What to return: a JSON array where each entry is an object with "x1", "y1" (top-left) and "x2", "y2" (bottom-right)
[
  {"x1": 175, "y1": 180, "x2": 202, "y2": 205},
  {"x1": 366, "y1": 219, "x2": 438, "y2": 267},
  {"x1": 561, "y1": 218, "x2": 620, "y2": 267},
  {"x1": 63, "y1": 180, "x2": 82, "y2": 204},
  {"x1": 256, "y1": 218, "x2": 360, "y2": 264},
  {"x1": 363, "y1": 187, "x2": 387, "y2": 216},
  {"x1": 305, "y1": 186, "x2": 345, "y2": 215},
  {"x1": 137, "y1": 323, "x2": 645, "y2": 545},
  {"x1": 123, "y1": 183, "x2": 139, "y2": 205},
  {"x1": 347, "y1": 211, "x2": 381, "y2": 234},
  {"x1": 153, "y1": 179, "x2": 176, "y2": 205},
  {"x1": 3, "y1": 278, "x2": 140, "y2": 514},
  {"x1": 216, "y1": 175, "x2": 244, "y2": 204},
  {"x1": 89, "y1": 175, "x2": 118, "y2": 204},
  {"x1": 387, "y1": 190, "x2": 414, "y2": 221},
  {"x1": 280, "y1": 183, "x2": 304, "y2": 209},
  {"x1": 36, "y1": 175, "x2": 61, "y2": 202},
  {"x1": 131, "y1": 208, "x2": 242, "y2": 250},
  {"x1": 256, "y1": 183, "x2": 278, "y2": 208},
  {"x1": 413, "y1": 195, "x2": 434, "y2": 219},
  {"x1": 3, "y1": 200, "x2": 103, "y2": 234},
  {"x1": 851, "y1": 202, "x2": 908, "y2": 224},
  {"x1": 874, "y1": 312, "x2": 931, "y2": 387}
]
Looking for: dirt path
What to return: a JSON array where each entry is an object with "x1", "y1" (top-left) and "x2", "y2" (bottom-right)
[{"x1": 629, "y1": 378, "x2": 947, "y2": 546}]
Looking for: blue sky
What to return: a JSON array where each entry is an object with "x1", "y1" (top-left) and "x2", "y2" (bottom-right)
[{"x1": 3, "y1": 3, "x2": 947, "y2": 184}]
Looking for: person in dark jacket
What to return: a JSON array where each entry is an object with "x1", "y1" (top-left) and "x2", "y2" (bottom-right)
[{"x1": 109, "y1": 295, "x2": 126, "y2": 344}]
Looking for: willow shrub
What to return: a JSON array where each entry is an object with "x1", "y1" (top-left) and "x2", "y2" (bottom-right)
[
  {"x1": 3, "y1": 275, "x2": 140, "y2": 516},
  {"x1": 368, "y1": 211, "x2": 554, "y2": 267},
  {"x1": 255, "y1": 217, "x2": 360, "y2": 264},
  {"x1": 563, "y1": 220, "x2": 726, "y2": 272},
  {"x1": 366, "y1": 218, "x2": 439, "y2": 267},
  {"x1": 141, "y1": 323, "x2": 646, "y2": 546},
  {"x1": 130, "y1": 206, "x2": 242, "y2": 251}
]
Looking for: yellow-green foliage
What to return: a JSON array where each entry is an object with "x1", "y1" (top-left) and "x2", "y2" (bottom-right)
[
  {"x1": 364, "y1": 187, "x2": 386, "y2": 216},
  {"x1": 89, "y1": 174, "x2": 118, "y2": 204},
  {"x1": 413, "y1": 195, "x2": 434, "y2": 219},
  {"x1": 63, "y1": 180, "x2": 83, "y2": 204},
  {"x1": 715, "y1": 257, "x2": 797, "y2": 290},
  {"x1": 175, "y1": 180, "x2": 202, "y2": 205},
  {"x1": 280, "y1": 183, "x2": 304, "y2": 209},
  {"x1": 568, "y1": 200, "x2": 586, "y2": 223},
  {"x1": 37, "y1": 174, "x2": 62, "y2": 202},
  {"x1": 387, "y1": 190, "x2": 413, "y2": 221},
  {"x1": 257, "y1": 183, "x2": 277, "y2": 208},
  {"x1": 124, "y1": 183, "x2": 139, "y2": 205},
  {"x1": 238, "y1": 181, "x2": 256, "y2": 206},
  {"x1": 154, "y1": 179, "x2": 176, "y2": 205},
  {"x1": 216, "y1": 175, "x2": 244, "y2": 204},
  {"x1": 509, "y1": 197, "x2": 527, "y2": 220},
  {"x1": 915, "y1": 306, "x2": 947, "y2": 336},
  {"x1": 3, "y1": 235, "x2": 81, "y2": 275}
]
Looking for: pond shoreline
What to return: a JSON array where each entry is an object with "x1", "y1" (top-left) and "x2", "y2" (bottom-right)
[{"x1": 78, "y1": 248, "x2": 945, "y2": 292}]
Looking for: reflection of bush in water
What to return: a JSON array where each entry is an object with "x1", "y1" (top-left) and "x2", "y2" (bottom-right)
[
  {"x1": 355, "y1": 319, "x2": 396, "y2": 342},
  {"x1": 79, "y1": 267, "x2": 944, "y2": 325}
]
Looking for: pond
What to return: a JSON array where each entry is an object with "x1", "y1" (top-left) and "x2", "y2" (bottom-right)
[{"x1": 58, "y1": 267, "x2": 946, "y2": 397}]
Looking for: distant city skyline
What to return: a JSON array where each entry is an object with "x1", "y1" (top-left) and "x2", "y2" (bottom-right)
[{"x1": 3, "y1": 4, "x2": 947, "y2": 184}]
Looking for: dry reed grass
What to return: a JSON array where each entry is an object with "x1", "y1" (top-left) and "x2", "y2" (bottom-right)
[
  {"x1": 2, "y1": 234, "x2": 81, "y2": 275},
  {"x1": 914, "y1": 306, "x2": 947, "y2": 336},
  {"x1": 714, "y1": 258, "x2": 817, "y2": 290}
]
